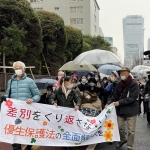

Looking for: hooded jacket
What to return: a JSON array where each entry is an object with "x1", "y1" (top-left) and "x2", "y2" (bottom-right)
[{"x1": 5, "y1": 73, "x2": 40, "y2": 102}]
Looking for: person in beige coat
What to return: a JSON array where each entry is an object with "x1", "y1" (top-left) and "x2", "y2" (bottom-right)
[{"x1": 80, "y1": 90, "x2": 102, "y2": 117}]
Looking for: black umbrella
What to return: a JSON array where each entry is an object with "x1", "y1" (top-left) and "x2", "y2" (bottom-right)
[{"x1": 34, "y1": 78, "x2": 57, "y2": 89}]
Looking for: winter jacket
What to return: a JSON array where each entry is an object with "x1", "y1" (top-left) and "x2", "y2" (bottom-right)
[
  {"x1": 142, "y1": 81, "x2": 150, "y2": 109},
  {"x1": 81, "y1": 97, "x2": 102, "y2": 111},
  {"x1": 107, "y1": 80, "x2": 139, "y2": 117},
  {"x1": 49, "y1": 86, "x2": 81, "y2": 108},
  {"x1": 5, "y1": 74, "x2": 40, "y2": 102},
  {"x1": 78, "y1": 82, "x2": 88, "y2": 92},
  {"x1": 142, "y1": 81, "x2": 150, "y2": 97}
]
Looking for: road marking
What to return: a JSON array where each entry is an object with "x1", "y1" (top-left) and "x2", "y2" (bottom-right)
[{"x1": 86, "y1": 144, "x2": 97, "y2": 150}]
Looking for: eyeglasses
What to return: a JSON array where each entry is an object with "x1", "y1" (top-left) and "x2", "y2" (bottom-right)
[{"x1": 72, "y1": 78, "x2": 77, "y2": 82}]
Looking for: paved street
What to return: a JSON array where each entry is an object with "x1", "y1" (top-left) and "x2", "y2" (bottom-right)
[
  {"x1": 0, "y1": 113, "x2": 150, "y2": 150},
  {"x1": 95, "y1": 114, "x2": 150, "y2": 150}
]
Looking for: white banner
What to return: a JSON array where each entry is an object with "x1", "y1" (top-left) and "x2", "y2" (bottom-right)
[{"x1": 0, "y1": 99, "x2": 120, "y2": 146}]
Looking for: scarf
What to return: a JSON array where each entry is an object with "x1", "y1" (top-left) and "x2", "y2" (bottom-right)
[
  {"x1": 61, "y1": 82, "x2": 71, "y2": 99},
  {"x1": 120, "y1": 75, "x2": 133, "y2": 94}
]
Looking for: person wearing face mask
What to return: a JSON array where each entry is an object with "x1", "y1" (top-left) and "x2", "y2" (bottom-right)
[
  {"x1": 39, "y1": 85, "x2": 53, "y2": 104},
  {"x1": 141, "y1": 74, "x2": 150, "y2": 126},
  {"x1": 53, "y1": 71, "x2": 65, "y2": 90},
  {"x1": 105, "y1": 71, "x2": 120, "y2": 96},
  {"x1": 49, "y1": 76, "x2": 81, "y2": 109},
  {"x1": 78, "y1": 75, "x2": 88, "y2": 92},
  {"x1": 71, "y1": 74, "x2": 80, "y2": 95},
  {"x1": 80, "y1": 91, "x2": 102, "y2": 117},
  {"x1": 49, "y1": 76, "x2": 81, "y2": 150},
  {"x1": 94, "y1": 73, "x2": 101, "y2": 83},
  {"x1": 3, "y1": 61, "x2": 41, "y2": 150},
  {"x1": 105, "y1": 67, "x2": 139, "y2": 150},
  {"x1": 86, "y1": 72, "x2": 93, "y2": 81},
  {"x1": 86, "y1": 77, "x2": 98, "y2": 94},
  {"x1": 101, "y1": 77, "x2": 109, "y2": 88}
]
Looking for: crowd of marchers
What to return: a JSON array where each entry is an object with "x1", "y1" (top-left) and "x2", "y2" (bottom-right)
[{"x1": 1, "y1": 61, "x2": 150, "y2": 150}]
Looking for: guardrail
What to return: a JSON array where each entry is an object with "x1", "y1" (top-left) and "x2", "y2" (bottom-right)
[{"x1": 0, "y1": 72, "x2": 56, "y2": 91}]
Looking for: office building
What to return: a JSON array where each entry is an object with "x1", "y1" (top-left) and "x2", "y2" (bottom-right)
[
  {"x1": 28, "y1": 0, "x2": 100, "y2": 36},
  {"x1": 123, "y1": 15, "x2": 144, "y2": 68}
]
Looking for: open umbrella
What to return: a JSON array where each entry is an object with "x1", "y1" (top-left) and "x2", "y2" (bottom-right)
[
  {"x1": 59, "y1": 61, "x2": 97, "y2": 72},
  {"x1": 72, "y1": 49, "x2": 121, "y2": 66},
  {"x1": 98, "y1": 64, "x2": 121, "y2": 75},
  {"x1": 137, "y1": 69, "x2": 149, "y2": 78},
  {"x1": 131, "y1": 65, "x2": 150, "y2": 73},
  {"x1": 34, "y1": 78, "x2": 57, "y2": 89}
]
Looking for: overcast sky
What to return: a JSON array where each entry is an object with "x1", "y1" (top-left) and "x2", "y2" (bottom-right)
[{"x1": 97, "y1": 0, "x2": 150, "y2": 63}]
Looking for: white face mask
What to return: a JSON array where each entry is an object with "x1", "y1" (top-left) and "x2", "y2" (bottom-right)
[
  {"x1": 47, "y1": 91, "x2": 52, "y2": 95},
  {"x1": 85, "y1": 95, "x2": 91, "y2": 99},
  {"x1": 82, "y1": 79, "x2": 87, "y2": 83},
  {"x1": 103, "y1": 80, "x2": 107, "y2": 83},
  {"x1": 90, "y1": 83, "x2": 95, "y2": 86},
  {"x1": 15, "y1": 69, "x2": 22, "y2": 75},
  {"x1": 121, "y1": 76, "x2": 126, "y2": 81},
  {"x1": 73, "y1": 83, "x2": 77, "y2": 88},
  {"x1": 87, "y1": 77, "x2": 91, "y2": 80},
  {"x1": 110, "y1": 76, "x2": 115, "y2": 82},
  {"x1": 58, "y1": 76, "x2": 62, "y2": 79},
  {"x1": 95, "y1": 77, "x2": 99, "y2": 81},
  {"x1": 67, "y1": 84, "x2": 74, "y2": 89}
]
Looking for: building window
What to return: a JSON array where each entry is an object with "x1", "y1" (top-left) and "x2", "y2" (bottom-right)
[
  {"x1": 77, "y1": 6, "x2": 83, "y2": 13},
  {"x1": 30, "y1": 0, "x2": 43, "y2": 2},
  {"x1": 54, "y1": 7, "x2": 59, "y2": 10},
  {"x1": 70, "y1": 7, "x2": 76, "y2": 13},
  {"x1": 33, "y1": 7, "x2": 43, "y2": 10},
  {"x1": 70, "y1": 18, "x2": 83, "y2": 25},
  {"x1": 70, "y1": 7, "x2": 83, "y2": 13}
]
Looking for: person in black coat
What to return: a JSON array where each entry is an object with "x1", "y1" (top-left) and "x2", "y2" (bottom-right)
[
  {"x1": 39, "y1": 85, "x2": 53, "y2": 104},
  {"x1": 141, "y1": 75, "x2": 150, "y2": 126},
  {"x1": 78, "y1": 75, "x2": 88, "y2": 92},
  {"x1": 105, "y1": 67, "x2": 139, "y2": 150},
  {"x1": 86, "y1": 77, "x2": 98, "y2": 94},
  {"x1": 138, "y1": 77, "x2": 147, "y2": 116}
]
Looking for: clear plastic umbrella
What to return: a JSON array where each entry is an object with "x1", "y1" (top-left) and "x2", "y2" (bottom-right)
[
  {"x1": 131, "y1": 65, "x2": 150, "y2": 74},
  {"x1": 59, "y1": 61, "x2": 97, "y2": 72},
  {"x1": 137, "y1": 69, "x2": 149, "y2": 78},
  {"x1": 72, "y1": 49, "x2": 121, "y2": 66}
]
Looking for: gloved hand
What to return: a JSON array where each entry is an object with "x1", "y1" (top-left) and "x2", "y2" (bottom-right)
[{"x1": 1, "y1": 96, "x2": 6, "y2": 102}]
